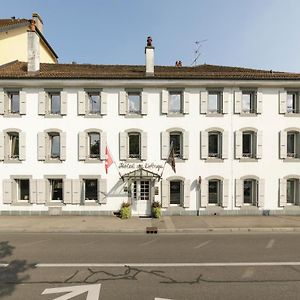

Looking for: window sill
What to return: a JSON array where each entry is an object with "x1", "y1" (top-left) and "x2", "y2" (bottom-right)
[
  {"x1": 239, "y1": 113, "x2": 258, "y2": 117},
  {"x1": 44, "y1": 114, "x2": 64, "y2": 118},
  {"x1": 205, "y1": 158, "x2": 223, "y2": 163},
  {"x1": 283, "y1": 158, "x2": 300, "y2": 162},
  {"x1": 206, "y1": 113, "x2": 224, "y2": 117},
  {"x1": 11, "y1": 201, "x2": 31, "y2": 206},
  {"x1": 124, "y1": 114, "x2": 144, "y2": 118},
  {"x1": 4, "y1": 159, "x2": 22, "y2": 164},
  {"x1": 125, "y1": 158, "x2": 142, "y2": 163},
  {"x1": 174, "y1": 158, "x2": 186, "y2": 163},
  {"x1": 4, "y1": 114, "x2": 22, "y2": 118},
  {"x1": 239, "y1": 158, "x2": 258, "y2": 162},
  {"x1": 84, "y1": 113, "x2": 103, "y2": 118},
  {"x1": 166, "y1": 113, "x2": 185, "y2": 118},
  {"x1": 48, "y1": 202, "x2": 64, "y2": 207},
  {"x1": 84, "y1": 201, "x2": 99, "y2": 206},
  {"x1": 44, "y1": 159, "x2": 63, "y2": 164},
  {"x1": 284, "y1": 113, "x2": 300, "y2": 117},
  {"x1": 84, "y1": 158, "x2": 102, "y2": 164}
]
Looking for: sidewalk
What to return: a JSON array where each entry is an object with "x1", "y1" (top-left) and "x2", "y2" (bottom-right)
[{"x1": 1, "y1": 215, "x2": 300, "y2": 233}]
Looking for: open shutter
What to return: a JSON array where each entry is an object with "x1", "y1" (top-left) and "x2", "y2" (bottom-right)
[
  {"x1": 222, "y1": 90, "x2": 229, "y2": 114},
  {"x1": 234, "y1": 90, "x2": 242, "y2": 114},
  {"x1": 279, "y1": 91, "x2": 287, "y2": 114},
  {"x1": 19, "y1": 91, "x2": 26, "y2": 115},
  {"x1": 0, "y1": 132, "x2": 4, "y2": 161},
  {"x1": 200, "y1": 179, "x2": 208, "y2": 207},
  {"x1": 141, "y1": 132, "x2": 147, "y2": 160},
  {"x1": 182, "y1": 131, "x2": 189, "y2": 160},
  {"x1": 3, "y1": 179, "x2": 12, "y2": 204},
  {"x1": 100, "y1": 91, "x2": 108, "y2": 115},
  {"x1": 280, "y1": 130, "x2": 287, "y2": 159},
  {"x1": 100, "y1": 132, "x2": 107, "y2": 160},
  {"x1": 235, "y1": 131, "x2": 242, "y2": 159},
  {"x1": 161, "y1": 131, "x2": 169, "y2": 159},
  {"x1": 200, "y1": 90, "x2": 208, "y2": 114},
  {"x1": 141, "y1": 91, "x2": 148, "y2": 115},
  {"x1": 78, "y1": 132, "x2": 86, "y2": 160},
  {"x1": 222, "y1": 179, "x2": 229, "y2": 207},
  {"x1": 38, "y1": 91, "x2": 46, "y2": 115},
  {"x1": 36, "y1": 179, "x2": 46, "y2": 204},
  {"x1": 222, "y1": 131, "x2": 229, "y2": 159},
  {"x1": 0, "y1": 90, "x2": 4, "y2": 115},
  {"x1": 161, "y1": 180, "x2": 169, "y2": 208},
  {"x1": 72, "y1": 180, "x2": 81, "y2": 204},
  {"x1": 256, "y1": 131, "x2": 263, "y2": 159},
  {"x1": 235, "y1": 179, "x2": 243, "y2": 207},
  {"x1": 183, "y1": 179, "x2": 190, "y2": 208},
  {"x1": 201, "y1": 131, "x2": 208, "y2": 159},
  {"x1": 256, "y1": 90, "x2": 263, "y2": 114},
  {"x1": 60, "y1": 91, "x2": 67, "y2": 115},
  {"x1": 119, "y1": 132, "x2": 127, "y2": 160},
  {"x1": 161, "y1": 90, "x2": 169, "y2": 114},
  {"x1": 37, "y1": 132, "x2": 46, "y2": 161},
  {"x1": 183, "y1": 91, "x2": 190, "y2": 114},
  {"x1": 63, "y1": 179, "x2": 72, "y2": 204},
  {"x1": 77, "y1": 91, "x2": 86, "y2": 115},
  {"x1": 119, "y1": 91, "x2": 127, "y2": 115},
  {"x1": 279, "y1": 178, "x2": 287, "y2": 207},
  {"x1": 60, "y1": 132, "x2": 66, "y2": 161},
  {"x1": 99, "y1": 178, "x2": 107, "y2": 204},
  {"x1": 258, "y1": 179, "x2": 265, "y2": 208},
  {"x1": 30, "y1": 179, "x2": 37, "y2": 204},
  {"x1": 19, "y1": 132, "x2": 26, "y2": 161}
]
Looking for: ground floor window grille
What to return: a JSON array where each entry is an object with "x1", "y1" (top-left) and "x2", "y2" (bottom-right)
[
  {"x1": 84, "y1": 179, "x2": 98, "y2": 201},
  {"x1": 49, "y1": 179, "x2": 63, "y2": 201},
  {"x1": 243, "y1": 179, "x2": 257, "y2": 205}
]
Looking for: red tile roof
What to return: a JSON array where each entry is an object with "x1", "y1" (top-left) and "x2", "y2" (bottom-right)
[{"x1": 0, "y1": 18, "x2": 29, "y2": 29}]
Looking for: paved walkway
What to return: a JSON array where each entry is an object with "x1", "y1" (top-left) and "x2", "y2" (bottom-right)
[{"x1": 1, "y1": 215, "x2": 300, "y2": 233}]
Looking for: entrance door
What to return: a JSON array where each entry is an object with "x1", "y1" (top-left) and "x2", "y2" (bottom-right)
[{"x1": 131, "y1": 180, "x2": 152, "y2": 216}]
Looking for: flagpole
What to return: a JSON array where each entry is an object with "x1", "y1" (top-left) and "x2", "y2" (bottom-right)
[{"x1": 159, "y1": 142, "x2": 174, "y2": 180}]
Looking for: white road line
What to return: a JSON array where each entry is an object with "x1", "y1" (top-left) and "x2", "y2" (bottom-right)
[
  {"x1": 241, "y1": 267, "x2": 254, "y2": 279},
  {"x1": 266, "y1": 239, "x2": 275, "y2": 249},
  {"x1": 139, "y1": 239, "x2": 157, "y2": 246},
  {"x1": 19, "y1": 240, "x2": 47, "y2": 247},
  {"x1": 194, "y1": 240, "x2": 211, "y2": 249}
]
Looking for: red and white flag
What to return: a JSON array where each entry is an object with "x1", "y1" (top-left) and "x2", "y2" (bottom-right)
[{"x1": 105, "y1": 146, "x2": 113, "y2": 174}]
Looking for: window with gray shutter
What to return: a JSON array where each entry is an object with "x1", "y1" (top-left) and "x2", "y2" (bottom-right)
[
  {"x1": 256, "y1": 131, "x2": 263, "y2": 159},
  {"x1": 256, "y1": 90, "x2": 263, "y2": 114},
  {"x1": 60, "y1": 132, "x2": 66, "y2": 161},
  {"x1": 99, "y1": 178, "x2": 107, "y2": 204},
  {"x1": 0, "y1": 132, "x2": 4, "y2": 161},
  {"x1": 182, "y1": 131, "x2": 189, "y2": 160},
  {"x1": 201, "y1": 131, "x2": 208, "y2": 159},
  {"x1": 0, "y1": 90, "x2": 4, "y2": 115},
  {"x1": 119, "y1": 91, "x2": 127, "y2": 115},
  {"x1": 222, "y1": 90, "x2": 229, "y2": 114},
  {"x1": 100, "y1": 91, "x2": 108, "y2": 115},
  {"x1": 183, "y1": 91, "x2": 190, "y2": 114},
  {"x1": 161, "y1": 131, "x2": 169, "y2": 160},
  {"x1": 72, "y1": 179, "x2": 81, "y2": 204},
  {"x1": 200, "y1": 179, "x2": 208, "y2": 207},
  {"x1": 280, "y1": 130, "x2": 287, "y2": 159},
  {"x1": 19, "y1": 91, "x2": 26, "y2": 115},
  {"x1": 200, "y1": 90, "x2": 208, "y2": 114},
  {"x1": 279, "y1": 178, "x2": 287, "y2": 207},
  {"x1": 183, "y1": 179, "x2": 190, "y2": 208},
  {"x1": 141, "y1": 132, "x2": 148, "y2": 160},
  {"x1": 100, "y1": 132, "x2": 107, "y2": 160},
  {"x1": 235, "y1": 131, "x2": 242, "y2": 159},
  {"x1": 279, "y1": 91, "x2": 287, "y2": 114},
  {"x1": 161, "y1": 180, "x2": 169, "y2": 208},
  {"x1": 38, "y1": 91, "x2": 46, "y2": 115},
  {"x1": 119, "y1": 132, "x2": 127, "y2": 160},
  {"x1": 258, "y1": 179, "x2": 265, "y2": 208},
  {"x1": 19, "y1": 132, "x2": 26, "y2": 161},
  {"x1": 222, "y1": 131, "x2": 229, "y2": 159},
  {"x1": 63, "y1": 179, "x2": 72, "y2": 204},
  {"x1": 234, "y1": 91, "x2": 242, "y2": 114},
  {"x1": 30, "y1": 179, "x2": 37, "y2": 204},
  {"x1": 161, "y1": 90, "x2": 169, "y2": 114},
  {"x1": 77, "y1": 91, "x2": 86, "y2": 115},
  {"x1": 78, "y1": 132, "x2": 87, "y2": 160},
  {"x1": 222, "y1": 179, "x2": 229, "y2": 207},
  {"x1": 37, "y1": 132, "x2": 46, "y2": 161},
  {"x1": 36, "y1": 179, "x2": 46, "y2": 204},
  {"x1": 3, "y1": 179, "x2": 12, "y2": 204},
  {"x1": 141, "y1": 91, "x2": 148, "y2": 115},
  {"x1": 60, "y1": 91, "x2": 68, "y2": 115},
  {"x1": 235, "y1": 179, "x2": 243, "y2": 207}
]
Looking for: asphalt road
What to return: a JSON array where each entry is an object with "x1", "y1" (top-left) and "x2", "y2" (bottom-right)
[{"x1": 1, "y1": 232, "x2": 300, "y2": 299}]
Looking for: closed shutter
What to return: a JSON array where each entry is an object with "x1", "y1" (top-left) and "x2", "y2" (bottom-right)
[
  {"x1": 99, "y1": 178, "x2": 107, "y2": 204},
  {"x1": 77, "y1": 91, "x2": 86, "y2": 115},
  {"x1": 200, "y1": 179, "x2": 208, "y2": 207},
  {"x1": 222, "y1": 131, "x2": 229, "y2": 159},
  {"x1": 38, "y1": 91, "x2": 46, "y2": 115},
  {"x1": 256, "y1": 90, "x2": 263, "y2": 114},
  {"x1": 258, "y1": 179, "x2": 265, "y2": 208},
  {"x1": 36, "y1": 179, "x2": 46, "y2": 204},
  {"x1": 201, "y1": 131, "x2": 208, "y2": 159},
  {"x1": 30, "y1": 179, "x2": 37, "y2": 204},
  {"x1": 182, "y1": 131, "x2": 189, "y2": 160},
  {"x1": 183, "y1": 179, "x2": 190, "y2": 208},
  {"x1": 235, "y1": 179, "x2": 243, "y2": 207},
  {"x1": 161, "y1": 180, "x2": 169, "y2": 208},
  {"x1": 141, "y1": 132, "x2": 147, "y2": 160},
  {"x1": 19, "y1": 132, "x2": 26, "y2": 161},
  {"x1": 0, "y1": 132, "x2": 4, "y2": 160},
  {"x1": 60, "y1": 132, "x2": 66, "y2": 161},
  {"x1": 0, "y1": 90, "x2": 4, "y2": 114},
  {"x1": 78, "y1": 132, "x2": 86, "y2": 160},
  {"x1": 72, "y1": 179, "x2": 81, "y2": 204},
  {"x1": 3, "y1": 179, "x2": 12, "y2": 204},
  {"x1": 279, "y1": 91, "x2": 287, "y2": 114},
  {"x1": 37, "y1": 132, "x2": 46, "y2": 161},
  {"x1": 200, "y1": 90, "x2": 208, "y2": 114},
  {"x1": 234, "y1": 91, "x2": 242, "y2": 114},
  {"x1": 63, "y1": 179, "x2": 72, "y2": 204},
  {"x1": 119, "y1": 91, "x2": 127, "y2": 115},
  {"x1": 161, "y1": 131, "x2": 169, "y2": 159},
  {"x1": 235, "y1": 131, "x2": 242, "y2": 159},
  {"x1": 280, "y1": 130, "x2": 287, "y2": 159},
  {"x1": 119, "y1": 132, "x2": 127, "y2": 160},
  {"x1": 60, "y1": 91, "x2": 67, "y2": 115},
  {"x1": 279, "y1": 178, "x2": 287, "y2": 207},
  {"x1": 222, "y1": 179, "x2": 229, "y2": 207},
  {"x1": 256, "y1": 131, "x2": 263, "y2": 159},
  {"x1": 161, "y1": 90, "x2": 169, "y2": 114},
  {"x1": 100, "y1": 132, "x2": 107, "y2": 160},
  {"x1": 183, "y1": 91, "x2": 189, "y2": 114},
  {"x1": 297, "y1": 133, "x2": 300, "y2": 158},
  {"x1": 100, "y1": 91, "x2": 108, "y2": 115},
  {"x1": 19, "y1": 91, "x2": 26, "y2": 115},
  {"x1": 222, "y1": 90, "x2": 229, "y2": 114},
  {"x1": 141, "y1": 91, "x2": 148, "y2": 115}
]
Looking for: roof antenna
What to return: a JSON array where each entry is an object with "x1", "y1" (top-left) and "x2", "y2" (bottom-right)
[{"x1": 191, "y1": 39, "x2": 207, "y2": 66}]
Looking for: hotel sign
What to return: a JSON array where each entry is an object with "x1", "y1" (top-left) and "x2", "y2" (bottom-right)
[{"x1": 118, "y1": 162, "x2": 164, "y2": 172}]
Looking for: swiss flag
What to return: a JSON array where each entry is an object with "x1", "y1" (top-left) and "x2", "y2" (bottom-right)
[{"x1": 105, "y1": 147, "x2": 113, "y2": 174}]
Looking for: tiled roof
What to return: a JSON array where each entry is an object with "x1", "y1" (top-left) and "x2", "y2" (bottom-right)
[
  {"x1": 0, "y1": 60, "x2": 300, "y2": 80},
  {"x1": 0, "y1": 18, "x2": 29, "y2": 29}
]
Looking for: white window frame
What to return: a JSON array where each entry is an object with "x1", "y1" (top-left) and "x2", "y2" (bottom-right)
[
  {"x1": 287, "y1": 92, "x2": 300, "y2": 114},
  {"x1": 242, "y1": 131, "x2": 256, "y2": 158},
  {"x1": 170, "y1": 131, "x2": 183, "y2": 159},
  {"x1": 168, "y1": 91, "x2": 183, "y2": 114},
  {"x1": 243, "y1": 179, "x2": 258, "y2": 206},
  {"x1": 87, "y1": 92, "x2": 101, "y2": 115},
  {"x1": 16, "y1": 179, "x2": 30, "y2": 202},
  {"x1": 48, "y1": 178, "x2": 64, "y2": 203},
  {"x1": 88, "y1": 132, "x2": 101, "y2": 159},
  {"x1": 242, "y1": 91, "x2": 256, "y2": 114},
  {"x1": 128, "y1": 132, "x2": 141, "y2": 159},
  {"x1": 208, "y1": 131, "x2": 222, "y2": 158},
  {"x1": 128, "y1": 92, "x2": 142, "y2": 115},
  {"x1": 208, "y1": 179, "x2": 222, "y2": 205},
  {"x1": 207, "y1": 91, "x2": 222, "y2": 114}
]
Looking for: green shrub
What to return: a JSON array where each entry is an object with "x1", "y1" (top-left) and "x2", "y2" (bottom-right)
[
  {"x1": 152, "y1": 201, "x2": 161, "y2": 218},
  {"x1": 120, "y1": 202, "x2": 131, "y2": 219}
]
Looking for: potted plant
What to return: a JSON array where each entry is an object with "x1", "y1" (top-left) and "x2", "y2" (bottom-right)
[
  {"x1": 120, "y1": 202, "x2": 131, "y2": 219},
  {"x1": 152, "y1": 201, "x2": 161, "y2": 218}
]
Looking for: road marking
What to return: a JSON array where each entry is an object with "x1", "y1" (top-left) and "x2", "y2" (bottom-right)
[
  {"x1": 19, "y1": 239, "x2": 47, "y2": 247},
  {"x1": 139, "y1": 238, "x2": 157, "y2": 246},
  {"x1": 194, "y1": 240, "x2": 211, "y2": 249},
  {"x1": 241, "y1": 267, "x2": 255, "y2": 279},
  {"x1": 266, "y1": 239, "x2": 275, "y2": 249}
]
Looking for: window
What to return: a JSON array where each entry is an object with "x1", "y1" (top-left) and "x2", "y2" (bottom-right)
[
  {"x1": 243, "y1": 179, "x2": 257, "y2": 205},
  {"x1": 128, "y1": 92, "x2": 141, "y2": 114},
  {"x1": 242, "y1": 92, "x2": 256, "y2": 113},
  {"x1": 49, "y1": 179, "x2": 63, "y2": 201},
  {"x1": 208, "y1": 132, "x2": 221, "y2": 158},
  {"x1": 208, "y1": 180, "x2": 221, "y2": 205},
  {"x1": 132, "y1": 180, "x2": 150, "y2": 200},
  {"x1": 287, "y1": 92, "x2": 300, "y2": 114},
  {"x1": 17, "y1": 179, "x2": 30, "y2": 201},
  {"x1": 169, "y1": 92, "x2": 182, "y2": 113},
  {"x1": 88, "y1": 93, "x2": 101, "y2": 114},
  {"x1": 208, "y1": 92, "x2": 222, "y2": 113},
  {"x1": 170, "y1": 132, "x2": 182, "y2": 158},
  {"x1": 8, "y1": 132, "x2": 19, "y2": 159},
  {"x1": 49, "y1": 133, "x2": 60, "y2": 159},
  {"x1": 128, "y1": 133, "x2": 141, "y2": 159},
  {"x1": 242, "y1": 131, "x2": 255, "y2": 158},
  {"x1": 84, "y1": 179, "x2": 98, "y2": 201},
  {"x1": 49, "y1": 93, "x2": 61, "y2": 114},
  {"x1": 170, "y1": 180, "x2": 181, "y2": 205},
  {"x1": 88, "y1": 132, "x2": 100, "y2": 158},
  {"x1": 8, "y1": 92, "x2": 20, "y2": 114},
  {"x1": 287, "y1": 179, "x2": 299, "y2": 204}
]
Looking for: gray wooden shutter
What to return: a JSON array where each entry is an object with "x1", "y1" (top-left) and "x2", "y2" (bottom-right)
[
  {"x1": 201, "y1": 131, "x2": 208, "y2": 159},
  {"x1": 78, "y1": 132, "x2": 86, "y2": 160},
  {"x1": 19, "y1": 91, "x2": 26, "y2": 115},
  {"x1": 279, "y1": 178, "x2": 287, "y2": 207},
  {"x1": 60, "y1": 132, "x2": 66, "y2": 161},
  {"x1": 200, "y1": 90, "x2": 208, "y2": 114},
  {"x1": 297, "y1": 133, "x2": 300, "y2": 158},
  {"x1": 183, "y1": 91, "x2": 190, "y2": 114},
  {"x1": 37, "y1": 132, "x2": 46, "y2": 161},
  {"x1": 201, "y1": 179, "x2": 208, "y2": 207},
  {"x1": 100, "y1": 91, "x2": 108, "y2": 115},
  {"x1": 182, "y1": 131, "x2": 189, "y2": 160},
  {"x1": 119, "y1": 132, "x2": 127, "y2": 160},
  {"x1": 222, "y1": 179, "x2": 229, "y2": 207},
  {"x1": 258, "y1": 179, "x2": 265, "y2": 208},
  {"x1": 100, "y1": 132, "x2": 107, "y2": 160},
  {"x1": 63, "y1": 179, "x2": 72, "y2": 204},
  {"x1": 161, "y1": 90, "x2": 169, "y2": 114},
  {"x1": 72, "y1": 179, "x2": 81, "y2": 204},
  {"x1": 222, "y1": 90, "x2": 229, "y2": 114},
  {"x1": 141, "y1": 132, "x2": 147, "y2": 160},
  {"x1": 36, "y1": 179, "x2": 46, "y2": 204},
  {"x1": 222, "y1": 131, "x2": 229, "y2": 159},
  {"x1": 78, "y1": 91, "x2": 86, "y2": 115},
  {"x1": 235, "y1": 131, "x2": 242, "y2": 159},
  {"x1": 234, "y1": 91, "x2": 242, "y2": 114},
  {"x1": 280, "y1": 130, "x2": 287, "y2": 159},
  {"x1": 161, "y1": 131, "x2": 169, "y2": 159},
  {"x1": 279, "y1": 90, "x2": 287, "y2": 114},
  {"x1": 38, "y1": 91, "x2": 46, "y2": 115},
  {"x1": 161, "y1": 180, "x2": 169, "y2": 208},
  {"x1": 60, "y1": 91, "x2": 68, "y2": 115},
  {"x1": 0, "y1": 90, "x2": 4, "y2": 115},
  {"x1": 30, "y1": 179, "x2": 37, "y2": 204},
  {"x1": 19, "y1": 132, "x2": 26, "y2": 161},
  {"x1": 256, "y1": 90, "x2": 263, "y2": 114},
  {"x1": 256, "y1": 131, "x2": 263, "y2": 159},
  {"x1": 99, "y1": 178, "x2": 107, "y2": 204},
  {"x1": 235, "y1": 179, "x2": 243, "y2": 207},
  {"x1": 119, "y1": 91, "x2": 127, "y2": 115},
  {"x1": 141, "y1": 91, "x2": 148, "y2": 115},
  {"x1": 3, "y1": 179, "x2": 12, "y2": 204},
  {"x1": 0, "y1": 132, "x2": 4, "y2": 161},
  {"x1": 183, "y1": 179, "x2": 190, "y2": 208}
]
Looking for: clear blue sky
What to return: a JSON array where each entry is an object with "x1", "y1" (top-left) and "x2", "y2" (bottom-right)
[{"x1": 2, "y1": 0, "x2": 300, "y2": 72}]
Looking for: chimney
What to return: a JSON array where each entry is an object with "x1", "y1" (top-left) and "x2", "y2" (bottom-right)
[
  {"x1": 145, "y1": 36, "x2": 154, "y2": 76},
  {"x1": 27, "y1": 20, "x2": 40, "y2": 73},
  {"x1": 32, "y1": 12, "x2": 43, "y2": 33}
]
